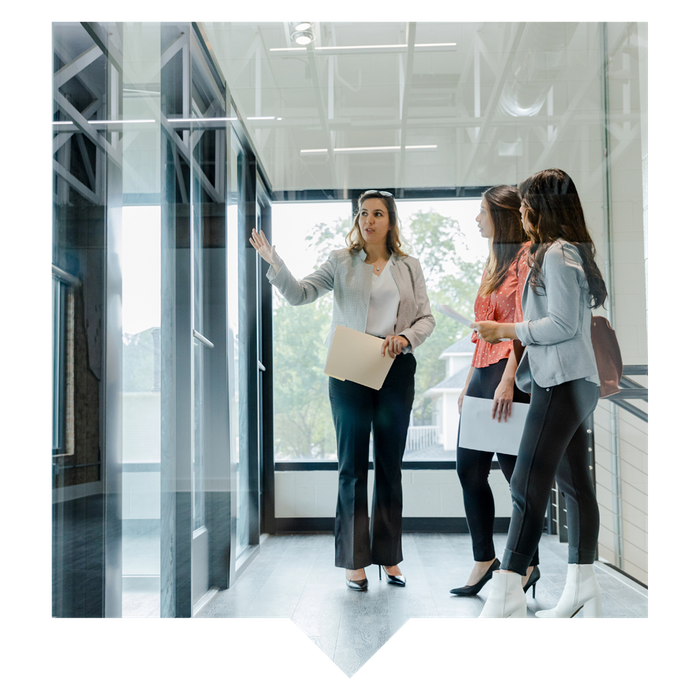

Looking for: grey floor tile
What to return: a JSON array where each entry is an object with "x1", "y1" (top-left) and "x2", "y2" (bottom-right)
[{"x1": 195, "y1": 532, "x2": 648, "y2": 670}]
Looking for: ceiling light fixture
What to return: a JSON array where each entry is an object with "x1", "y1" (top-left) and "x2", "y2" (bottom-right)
[
  {"x1": 271, "y1": 42, "x2": 456, "y2": 53},
  {"x1": 292, "y1": 32, "x2": 314, "y2": 46},
  {"x1": 294, "y1": 22, "x2": 312, "y2": 32},
  {"x1": 168, "y1": 117, "x2": 238, "y2": 123},
  {"x1": 300, "y1": 145, "x2": 438, "y2": 154},
  {"x1": 88, "y1": 119, "x2": 156, "y2": 124},
  {"x1": 291, "y1": 19, "x2": 314, "y2": 46}
]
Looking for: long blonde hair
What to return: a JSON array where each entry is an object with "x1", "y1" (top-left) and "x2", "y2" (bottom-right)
[{"x1": 345, "y1": 191, "x2": 408, "y2": 257}]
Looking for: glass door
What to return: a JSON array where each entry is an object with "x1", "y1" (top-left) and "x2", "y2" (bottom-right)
[
  {"x1": 189, "y1": 116, "x2": 227, "y2": 610},
  {"x1": 191, "y1": 182, "x2": 211, "y2": 606}
]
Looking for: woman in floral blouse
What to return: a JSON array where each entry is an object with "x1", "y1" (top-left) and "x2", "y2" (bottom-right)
[{"x1": 450, "y1": 185, "x2": 538, "y2": 598}]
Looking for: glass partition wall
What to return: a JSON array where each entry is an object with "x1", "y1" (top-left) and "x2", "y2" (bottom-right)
[
  {"x1": 53, "y1": 21, "x2": 648, "y2": 612},
  {"x1": 52, "y1": 22, "x2": 260, "y2": 617},
  {"x1": 52, "y1": 21, "x2": 123, "y2": 618}
]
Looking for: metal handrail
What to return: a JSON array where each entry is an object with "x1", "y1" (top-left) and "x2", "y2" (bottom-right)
[{"x1": 607, "y1": 365, "x2": 647, "y2": 422}]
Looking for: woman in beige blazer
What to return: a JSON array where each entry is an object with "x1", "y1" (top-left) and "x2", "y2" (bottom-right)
[{"x1": 251, "y1": 190, "x2": 435, "y2": 590}]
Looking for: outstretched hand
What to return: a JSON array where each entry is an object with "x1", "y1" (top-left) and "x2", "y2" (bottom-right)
[{"x1": 249, "y1": 229, "x2": 282, "y2": 269}]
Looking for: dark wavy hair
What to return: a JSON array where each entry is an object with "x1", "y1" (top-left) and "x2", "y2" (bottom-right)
[
  {"x1": 346, "y1": 191, "x2": 407, "y2": 257},
  {"x1": 519, "y1": 169, "x2": 607, "y2": 309},
  {"x1": 479, "y1": 185, "x2": 528, "y2": 297}
]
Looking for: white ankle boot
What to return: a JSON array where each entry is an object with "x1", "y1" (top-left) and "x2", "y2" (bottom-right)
[
  {"x1": 478, "y1": 571, "x2": 527, "y2": 618},
  {"x1": 535, "y1": 564, "x2": 602, "y2": 618}
]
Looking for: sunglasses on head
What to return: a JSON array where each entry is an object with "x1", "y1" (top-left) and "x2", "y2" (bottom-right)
[{"x1": 362, "y1": 190, "x2": 393, "y2": 198}]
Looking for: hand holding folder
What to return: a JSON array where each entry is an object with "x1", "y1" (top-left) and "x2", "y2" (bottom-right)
[{"x1": 324, "y1": 326, "x2": 394, "y2": 390}]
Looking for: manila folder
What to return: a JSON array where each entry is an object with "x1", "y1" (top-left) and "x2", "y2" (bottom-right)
[{"x1": 324, "y1": 326, "x2": 394, "y2": 391}]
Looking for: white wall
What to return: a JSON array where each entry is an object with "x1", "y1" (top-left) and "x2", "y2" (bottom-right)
[{"x1": 275, "y1": 468, "x2": 512, "y2": 519}]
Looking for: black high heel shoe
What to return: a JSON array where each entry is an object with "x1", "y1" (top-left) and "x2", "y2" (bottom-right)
[
  {"x1": 346, "y1": 570, "x2": 368, "y2": 592},
  {"x1": 449, "y1": 558, "x2": 500, "y2": 596},
  {"x1": 379, "y1": 565, "x2": 406, "y2": 587},
  {"x1": 523, "y1": 565, "x2": 540, "y2": 598}
]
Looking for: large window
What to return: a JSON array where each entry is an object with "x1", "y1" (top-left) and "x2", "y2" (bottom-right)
[
  {"x1": 272, "y1": 201, "x2": 351, "y2": 463},
  {"x1": 121, "y1": 205, "x2": 161, "y2": 618},
  {"x1": 271, "y1": 196, "x2": 487, "y2": 466}
]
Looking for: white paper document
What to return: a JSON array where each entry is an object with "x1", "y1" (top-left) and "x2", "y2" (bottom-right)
[
  {"x1": 459, "y1": 396, "x2": 530, "y2": 455},
  {"x1": 434, "y1": 302, "x2": 474, "y2": 327},
  {"x1": 324, "y1": 325, "x2": 395, "y2": 390},
  {"x1": 436, "y1": 302, "x2": 509, "y2": 342}
]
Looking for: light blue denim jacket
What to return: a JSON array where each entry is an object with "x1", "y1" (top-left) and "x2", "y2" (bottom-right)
[
  {"x1": 514, "y1": 240, "x2": 600, "y2": 392},
  {"x1": 267, "y1": 248, "x2": 435, "y2": 353}
]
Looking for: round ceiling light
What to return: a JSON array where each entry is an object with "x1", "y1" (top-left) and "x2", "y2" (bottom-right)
[
  {"x1": 292, "y1": 29, "x2": 314, "y2": 46},
  {"x1": 294, "y1": 22, "x2": 312, "y2": 32}
]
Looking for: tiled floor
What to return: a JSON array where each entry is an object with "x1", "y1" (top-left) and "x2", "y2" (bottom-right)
[{"x1": 195, "y1": 532, "x2": 648, "y2": 676}]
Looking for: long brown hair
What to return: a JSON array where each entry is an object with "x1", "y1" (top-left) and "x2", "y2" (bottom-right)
[
  {"x1": 519, "y1": 169, "x2": 607, "y2": 309},
  {"x1": 479, "y1": 185, "x2": 528, "y2": 297},
  {"x1": 346, "y1": 191, "x2": 407, "y2": 257}
]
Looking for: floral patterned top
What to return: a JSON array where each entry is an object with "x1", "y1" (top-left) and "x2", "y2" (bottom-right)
[{"x1": 471, "y1": 243, "x2": 530, "y2": 368}]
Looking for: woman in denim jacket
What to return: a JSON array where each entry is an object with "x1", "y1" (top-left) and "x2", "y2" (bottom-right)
[{"x1": 472, "y1": 169, "x2": 608, "y2": 618}]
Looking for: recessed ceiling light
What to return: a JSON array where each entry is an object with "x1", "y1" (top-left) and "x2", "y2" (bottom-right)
[
  {"x1": 294, "y1": 22, "x2": 312, "y2": 32},
  {"x1": 292, "y1": 30, "x2": 314, "y2": 46}
]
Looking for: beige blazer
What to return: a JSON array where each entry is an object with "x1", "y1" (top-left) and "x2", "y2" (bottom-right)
[{"x1": 267, "y1": 247, "x2": 435, "y2": 352}]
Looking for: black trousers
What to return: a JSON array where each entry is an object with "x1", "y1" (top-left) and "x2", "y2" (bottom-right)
[
  {"x1": 456, "y1": 359, "x2": 538, "y2": 564},
  {"x1": 329, "y1": 352, "x2": 416, "y2": 569},
  {"x1": 501, "y1": 377, "x2": 600, "y2": 576}
]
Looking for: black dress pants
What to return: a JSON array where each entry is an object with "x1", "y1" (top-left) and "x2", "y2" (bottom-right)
[
  {"x1": 329, "y1": 352, "x2": 416, "y2": 569},
  {"x1": 501, "y1": 377, "x2": 600, "y2": 576},
  {"x1": 456, "y1": 359, "x2": 538, "y2": 565}
]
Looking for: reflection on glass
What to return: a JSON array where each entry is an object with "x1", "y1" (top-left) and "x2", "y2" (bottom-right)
[
  {"x1": 227, "y1": 198, "x2": 246, "y2": 559},
  {"x1": 193, "y1": 339, "x2": 205, "y2": 532},
  {"x1": 225, "y1": 134, "x2": 250, "y2": 565},
  {"x1": 121, "y1": 205, "x2": 161, "y2": 617},
  {"x1": 52, "y1": 277, "x2": 67, "y2": 452}
]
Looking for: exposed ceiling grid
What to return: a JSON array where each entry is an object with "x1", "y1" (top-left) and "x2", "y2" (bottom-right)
[{"x1": 196, "y1": 22, "x2": 637, "y2": 197}]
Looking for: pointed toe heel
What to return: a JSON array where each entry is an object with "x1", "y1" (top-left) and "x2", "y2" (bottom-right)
[
  {"x1": 345, "y1": 569, "x2": 368, "y2": 591},
  {"x1": 523, "y1": 565, "x2": 540, "y2": 598},
  {"x1": 380, "y1": 565, "x2": 406, "y2": 587},
  {"x1": 345, "y1": 577, "x2": 368, "y2": 592},
  {"x1": 450, "y1": 558, "x2": 500, "y2": 596}
]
